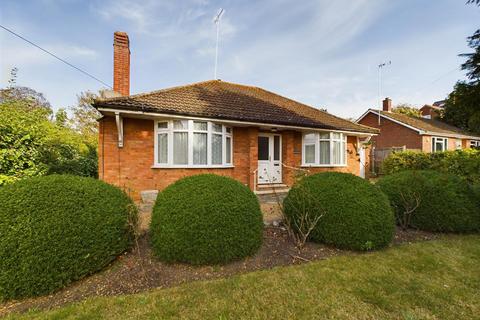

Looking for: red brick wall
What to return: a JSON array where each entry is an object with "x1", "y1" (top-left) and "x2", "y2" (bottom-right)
[
  {"x1": 99, "y1": 117, "x2": 367, "y2": 200},
  {"x1": 358, "y1": 112, "x2": 422, "y2": 150}
]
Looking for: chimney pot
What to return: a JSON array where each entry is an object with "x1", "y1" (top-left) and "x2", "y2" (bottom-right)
[
  {"x1": 113, "y1": 31, "x2": 130, "y2": 96},
  {"x1": 383, "y1": 97, "x2": 392, "y2": 112}
]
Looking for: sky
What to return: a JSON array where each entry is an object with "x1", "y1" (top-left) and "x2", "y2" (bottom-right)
[{"x1": 1, "y1": 0, "x2": 479, "y2": 119}]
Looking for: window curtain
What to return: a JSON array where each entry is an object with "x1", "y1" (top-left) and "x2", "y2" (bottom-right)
[
  {"x1": 305, "y1": 144, "x2": 315, "y2": 163},
  {"x1": 332, "y1": 140, "x2": 342, "y2": 164},
  {"x1": 193, "y1": 133, "x2": 207, "y2": 164},
  {"x1": 226, "y1": 136, "x2": 232, "y2": 164},
  {"x1": 158, "y1": 133, "x2": 168, "y2": 164},
  {"x1": 173, "y1": 132, "x2": 188, "y2": 164},
  {"x1": 319, "y1": 141, "x2": 330, "y2": 164},
  {"x1": 212, "y1": 134, "x2": 223, "y2": 164}
]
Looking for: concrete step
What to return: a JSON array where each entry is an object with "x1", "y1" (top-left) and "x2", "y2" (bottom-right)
[
  {"x1": 254, "y1": 188, "x2": 290, "y2": 195},
  {"x1": 257, "y1": 183, "x2": 289, "y2": 189}
]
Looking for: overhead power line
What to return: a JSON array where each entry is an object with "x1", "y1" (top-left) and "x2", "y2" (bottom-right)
[{"x1": 0, "y1": 24, "x2": 112, "y2": 88}]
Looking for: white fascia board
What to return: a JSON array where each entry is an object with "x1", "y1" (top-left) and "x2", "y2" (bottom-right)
[{"x1": 98, "y1": 107, "x2": 377, "y2": 137}]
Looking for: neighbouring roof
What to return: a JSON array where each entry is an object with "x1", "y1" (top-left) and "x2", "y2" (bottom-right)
[
  {"x1": 94, "y1": 80, "x2": 377, "y2": 134},
  {"x1": 363, "y1": 109, "x2": 480, "y2": 139}
]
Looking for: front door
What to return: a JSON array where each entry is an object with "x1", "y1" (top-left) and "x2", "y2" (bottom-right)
[{"x1": 257, "y1": 134, "x2": 282, "y2": 184}]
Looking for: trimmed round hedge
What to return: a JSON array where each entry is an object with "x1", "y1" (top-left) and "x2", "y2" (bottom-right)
[
  {"x1": 283, "y1": 172, "x2": 395, "y2": 251},
  {"x1": 377, "y1": 170, "x2": 480, "y2": 233},
  {"x1": 0, "y1": 175, "x2": 136, "y2": 300},
  {"x1": 150, "y1": 174, "x2": 263, "y2": 265}
]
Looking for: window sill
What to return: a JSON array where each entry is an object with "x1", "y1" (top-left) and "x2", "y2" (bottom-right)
[
  {"x1": 151, "y1": 165, "x2": 235, "y2": 169},
  {"x1": 301, "y1": 164, "x2": 348, "y2": 168}
]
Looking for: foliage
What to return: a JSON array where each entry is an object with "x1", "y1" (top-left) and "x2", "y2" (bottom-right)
[
  {"x1": 442, "y1": 82, "x2": 480, "y2": 135},
  {"x1": 382, "y1": 149, "x2": 480, "y2": 184},
  {"x1": 377, "y1": 170, "x2": 480, "y2": 233},
  {"x1": 392, "y1": 103, "x2": 421, "y2": 117},
  {"x1": 150, "y1": 174, "x2": 263, "y2": 265},
  {"x1": 0, "y1": 98, "x2": 98, "y2": 184},
  {"x1": 283, "y1": 172, "x2": 395, "y2": 251},
  {"x1": 70, "y1": 90, "x2": 104, "y2": 144},
  {"x1": 0, "y1": 175, "x2": 137, "y2": 300}
]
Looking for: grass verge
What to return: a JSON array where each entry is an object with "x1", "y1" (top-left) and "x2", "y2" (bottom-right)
[{"x1": 6, "y1": 236, "x2": 480, "y2": 320}]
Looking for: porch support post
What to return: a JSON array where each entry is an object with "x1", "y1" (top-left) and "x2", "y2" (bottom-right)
[
  {"x1": 247, "y1": 127, "x2": 258, "y2": 190},
  {"x1": 115, "y1": 112, "x2": 124, "y2": 148}
]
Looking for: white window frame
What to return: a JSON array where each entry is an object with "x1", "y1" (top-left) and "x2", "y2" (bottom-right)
[
  {"x1": 153, "y1": 119, "x2": 233, "y2": 168},
  {"x1": 470, "y1": 140, "x2": 480, "y2": 148},
  {"x1": 432, "y1": 137, "x2": 448, "y2": 152},
  {"x1": 301, "y1": 132, "x2": 347, "y2": 167}
]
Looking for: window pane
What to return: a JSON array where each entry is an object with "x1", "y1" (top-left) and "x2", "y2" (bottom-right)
[
  {"x1": 158, "y1": 122, "x2": 168, "y2": 129},
  {"x1": 212, "y1": 134, "x2": 223, "y2": 164},
  {"x1": 305, "y1": 144, "x2": 315, "y2": 163},
  {"x1": 332, "y1": 140, "x2": 342, "y2": 164},
  {"x1": 212, "y1": 123, "x2": 222, "y2": 133},
  {"x1": 193, "y1": 133, "x2": 207, "y2": 165},
  {"x1": 341, "y1": 141, "x2": 346, "y2": 164},
  {"x1": 173, "y1": 120, "x2": 188, "y2": 130},
  {"x1": 258, "y1": 136, "x2": 269, "y2": 161},
  {"x1": 319, "y1": 141, "x2": 330, "y2": 164},
  {"x1": 273, "y1": 136, "x2": 280, "y2": 161},
  {"x1": 158, "y1": 133, "x2": 168, "y2": 164},
  {"x1": 173, "y1": 132, "x2": 188, "y2": 164},
  {"x1": 226, "y1": 127, "x2": 232, "y2": 134},
  {"x1": 193, "y1": 121, "x2": 207, "y2": 131},
  {"x1": 304, "y1": 133, "x2": 316, "y2": 142},
  {"x1": 332, "y1": 133, "x2": 341, "y2": 140},
  {"x1": 319, "y1": 132, "x2": 330, "y2": 140},
  {"x1": 226, "y1": 136, "x2": 232, "y2": 164}
]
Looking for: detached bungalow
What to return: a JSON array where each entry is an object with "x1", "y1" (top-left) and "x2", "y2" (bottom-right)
[
  {"x1": 94, "y1": 32, "x2": 377, "y2": 200},
  {"x1": 357, "y1": 98, "x2": 480, "y2": 153}
]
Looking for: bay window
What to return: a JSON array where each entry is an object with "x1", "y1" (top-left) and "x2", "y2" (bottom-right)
[
  {"x1": 302, "y1": 132, "x2": 347, "y2": 166},
  {"x1": 154, "y1": 120, "x2": 233, "y2": 167}
]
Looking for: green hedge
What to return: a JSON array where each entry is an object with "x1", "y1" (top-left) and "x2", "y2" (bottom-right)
[
  {"x1": 377, "y1": 170, "x2": 480, "y2": 233},
  {"x1": 382, "y1": 149, "x2": 480, "y2": 183},
  {"x1": 283, "y1": 172, "x2": 395, "y2": 251},
  {"x1": 150, "y1": 174, "x2": 263, "y2": 265},
  {"x1": 0, "y1": 175, "x2": 136, "y2": 300}
]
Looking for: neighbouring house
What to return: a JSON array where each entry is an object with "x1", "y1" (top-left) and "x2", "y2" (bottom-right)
[
  {"x1": 356, "y1": 98, "x2": 480, "y2": 154},
  {"x1": 93, "y1": 32, "x2": 378, "y2": 201}
]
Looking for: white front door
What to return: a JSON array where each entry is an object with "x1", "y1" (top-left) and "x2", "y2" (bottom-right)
[
  {"x1": 359, "y1": 147, "x2": 366, "y2": 178},
  {"x1": 257, "y1": 134, "x2": 282, "y2": 184}
]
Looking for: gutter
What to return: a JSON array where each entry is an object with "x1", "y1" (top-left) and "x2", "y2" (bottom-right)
[{"x1": 96, "y1": 107, "x2": 378, "y2": 137}]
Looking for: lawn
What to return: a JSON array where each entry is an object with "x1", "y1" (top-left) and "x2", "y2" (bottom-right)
[{"x1": 6, "y1": 235, "x2": 480, "y2": 320}]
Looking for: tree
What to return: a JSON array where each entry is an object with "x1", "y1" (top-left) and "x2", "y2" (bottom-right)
[
  {"x1": 70, "y1": 90, "x2": 105, "y2": 144},
  {"x1": 441, "y1": 0, "x2": 480, "y2": 134},
  {"x1": 392, "y1": 103, "x2": 421, "y2": 117},
  {"x1": 55, "y1": 108, "x2": 69, "y2": 128},
  {"x1": 0, "y1": 67, "x2": 52, "y2": 114}
]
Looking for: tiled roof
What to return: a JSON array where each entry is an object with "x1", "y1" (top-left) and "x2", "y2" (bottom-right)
[
  {"x1": 378, "y1": 110, "x2": 480, "y2": 138},
  {"x1": 94, "y1": 80, "x2": 377, "y2": 134}
]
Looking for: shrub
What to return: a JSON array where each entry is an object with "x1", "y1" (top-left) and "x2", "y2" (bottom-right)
[
  {"x1": 0, "y1": 175, "x2": 136, "y2": 300},
  {"x1": 382, "y1": 149, "x2": 480, "y2": 183},
  {"x1": 283, "y1": 172, "x2": 395, "y2": 251},
  {"x1": 150, "y1": 174, "x2": 263, "y2": 265},
  {"x1": 377, "y1": 170, "x2": 480, "y2": 233}
]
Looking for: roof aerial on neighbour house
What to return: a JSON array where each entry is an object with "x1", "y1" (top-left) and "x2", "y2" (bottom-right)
[
  {"x1": 94, "y1": 80, "x2": 378, "y2": 134},
  {"x1": 362, "y1": 109, "x2": 480, "y2": 139}
]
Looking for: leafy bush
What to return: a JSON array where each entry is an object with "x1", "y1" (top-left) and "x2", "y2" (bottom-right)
[
  {"x1": 150, "y1": 174, "x2": 263, "y2": 265},
  {"x1": 0, "y1": 175, "x2": 136, "y2": 300},
  {"x1": 377, "y1": 170, "x2": 480, "y2": 233},
  {"x1": 382, "y1": 149, "x2": 480, "y2": 183},
  {"x1": 283, "y1": 172, "x2": 395, "y2": 251},
  {"x1": 0, "y1": 99, "x2": 98, "y2": 185}
]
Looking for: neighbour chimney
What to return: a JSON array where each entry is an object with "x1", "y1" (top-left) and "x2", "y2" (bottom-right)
[
  {"x1": 382, "y1": 97, "x2": 392, "y2": 112},
  {"x1": 113, "y1": 31, "x2": 130, "y2": 96}
]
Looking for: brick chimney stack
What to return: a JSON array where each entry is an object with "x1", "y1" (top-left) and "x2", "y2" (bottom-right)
[
  {"x1": 382, "y1": 97, "x2": 392, "y2": 112},
  {"x1": 113, "y1": 32, "x2": 130, "y2": 96}
]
